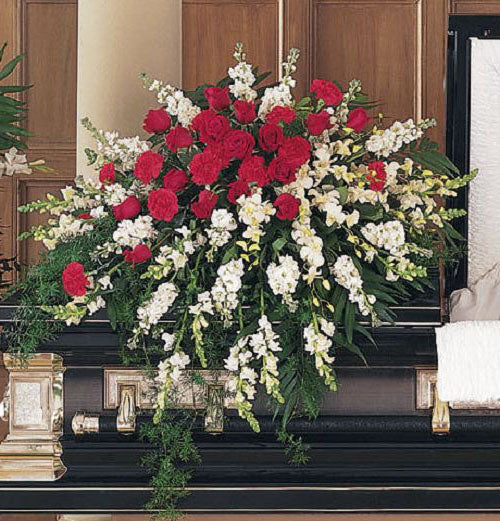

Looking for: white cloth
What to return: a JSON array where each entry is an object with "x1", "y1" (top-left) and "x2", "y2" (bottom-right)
[{"x1": 436, "y1": 321, "x2": 500, "y2": 403}]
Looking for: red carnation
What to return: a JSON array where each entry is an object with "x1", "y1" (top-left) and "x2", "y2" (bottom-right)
[
  {"x1": 191, "y1": 190, "x2": 218, "y2": 219},
  {"x1": 238, "y1": 156, "x2": 269, "y2": 187},
  {"x1": 223, "y1": 129, "x2": 255, "y2": 160},
  {"x1": 259, "y1": 123, "x2": 284, "y2": 153},
  {"x1": 278, "y1": 136, "x2": 310, "y2": 169},
  {"x1": 123, "y1": 244, "x2": 152, "y2": 265},
  {"x1": 99, "y1": 163, "x2": 115, "y2": 185},
  {"x1": 163, "y1": 168, "x2": 189, "y2": 193},
  {"x1": 148, "y1": 188, "x2": 178, "y2": 222},
  {"x1": 268, "y1": 157, "x2": 297, "y2": 185},
  {"x1": 234, "y1": 100, "x2": 256, "y2": 124},
  {"x1": 227, "y1": 181, "x2": 251, "y2": 204},
  {"x1": 143, "y1": 108, "x2": 171, "y2": 134},
  {"x1": 62, "y1": 262, "x2": 90, "y2": 297},
  {"x1": 311, "y1": 79, "x2": 343, "y2": 106},
  {"x1": 366, "y1": 161, "x2": 387, "y2": 192},
  {"x1": 266, "y1": 106, "x2": 296, "y2": 125},
  {"x1": 307, "y1": 110, "x2": 333, "y2": 136},
  {"x1": 347, "y1": 108, "x2": 370, "y2": 133},
  {"x1": 165, "y1": 126, "x2": 193, "y2": 153},
  {"x1": 189, "y1": 149, "x2": 223, "y2": 186},
  {"x1": 204, "y1": 86, "x2": 231, "y2": 112},
  {"x1": 274, "y1": 193, "x2": 301, "y2": 221},
  {"x1": 113, "y1": 196, "x2": 141, "y2": 221},
  {"x1": 134, "y1": 150, "x2": 164, "y2": 185},
  {"x1": 192, "y1": 110, "x2": 229, "y2": 144}
]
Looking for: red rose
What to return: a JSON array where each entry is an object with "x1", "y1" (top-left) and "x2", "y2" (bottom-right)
[
  {"x1": 278, "y1": 136, "x2": 310, "y2": 169},
  {"x1": 234, "y1": 100, "x2": 256, "y2": 124},
  {"x1": 223, "y1": 129, "x2": 255, "y2": 160},
  {"x1": 227, "y1": 180, "x2": 251, "y2": 204},
  {"x1": 165, "y1": 126, "x2": 193, "y2": 153},
  {"x1": 274, "y1": 193, "x2": 301, "y2": 221},
  {"x1": 268, "y1": 157, "x2": 297, "y2": 185},
  {"x1": 259, "y1": 123, "x2": 284, "y2": 153},
  {"x1": 78, "y1": 213, "x2": 92, "y2": 220},
  {"x1": 189, "y1": 149, "x2": 223, "y2": 186},
  {"x1": 143, "y1": 108, "x2": 171, "y2": 134},
  {"x1": 192, "y1": 110, "x2": 229, "y2": 144},
  {"x1": 266, "y1": 106, "x2": 296, "y2": 125},
  {"x1": 347, "y1": 108, "x2": 370, "y2": 133},
  {"x1": 238, "y1": 156, "x2": 269, "y2": 187},
  {"x1": 62, "y1": 262, "x2": 90, "y2": 297},
  {"x1": 307, "y1": 110, "x2": 333, "y2": 136},
  {"x1": 191, "y1": 189, "x2": 218, "y2": 219},
  {"x1": 163, "y1": 168, "x2": 189, "y2": 193},
  {"x1": 134, "y1": 150, "x2": 164, "y2": 184},
  {"x1": 311, "y1": 79, "x2": 343, "y2": 106},
  {"x1": 123, "y1": 244, "x2": 152, "y2": 265},
  {"x1": 99, "y1": 163, "x2": 115, "y2": 185},
  {"x1": 113, "y1": 196, "x2": 141, "y2": 221},
  {"x1": 204, "y1": 86, "x2": 231, "y2": 112},
  {"x1": 366, "y1": 161, "x2": 387, "y2": 192},
  {"x1": 148, "y1": 188, "x2": 178, "y2": 222}
]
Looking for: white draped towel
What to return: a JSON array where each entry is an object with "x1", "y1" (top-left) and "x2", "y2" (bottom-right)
[{"x1": 436, "y1": 321, "x2": 500, "y2": 403}]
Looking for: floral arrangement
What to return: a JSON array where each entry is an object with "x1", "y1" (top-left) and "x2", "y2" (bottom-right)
[{"x1": 7, "y1": 43, "x2": 474, "y2": 515}]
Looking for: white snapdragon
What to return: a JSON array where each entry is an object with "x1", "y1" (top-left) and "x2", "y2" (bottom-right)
[
  {"x1": 87, "y1": 295, "x2": 106, "y2": 315},
  {"x1": 228, "y1": 46, "x2": 257, "y2": 101},
  {"x1": 155, "y1": 350, "x2": 191, "y2": 411},
  {"x1": 206, "y1": 209, "x2": 238, "y2": 259},
  {"x1": 361, "y1": 220, "x2": 405, "y2": 254},
  {"x1": 136, "y1": 282, "x2": 179, "y2": 333},
  {"x1": 43, "y1": 214, "x2": 94, "y2": 250},
  {"x1": 211, "y1": 259, "x2": 244, "y2": 325},
  {"x1": 237, "y1": 192, "x2": 275, "y2": 243},
  {"x1": 112, "y1": 215, "x2": 157, "y2": 250},
  {"x1": 266, "y1": 255, "x2": 300, "y2": 311},
  {"x1": 0, "y1": 147, "x2": 31, "y2": 177},
  {"x1": 332, "y1": 255, "x2": 375, "y2": 316},
  {"x1": 304, "y1": 320, "x2": 336, "y2": 390}
]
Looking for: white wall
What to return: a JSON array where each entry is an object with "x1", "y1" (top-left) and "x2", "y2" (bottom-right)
[{"x1": 77, "y1": 0, "x2": 182, "y2": 178}]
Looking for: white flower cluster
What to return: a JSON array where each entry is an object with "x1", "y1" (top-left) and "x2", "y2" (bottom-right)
[
  {"x1": 146, "y1": 78, "x2": 201, "y2": 128},
  {"x1": 361, "y1": 220, "x2": 405, "y2": 254},
  {"x1": 206, "y1": 209, "x2": 238, "y2": 260},
  {"x1": 237, "y1": 192, "x2": 275, "y2": 243},
  {"x1": 266, "y1": 255, "x2": 300, "y2": 311},
  {"x1": 42, "y1": 214, "x2": 94, "y2": 250},
  {"x1": 211, "y1": 259, "x2": 244, "y2": 325},
  {"x1": 332, "y1": 255, "x2": 375, "y2": 316},
  {"x1": 304, "y1": 319, "x2": 336, "y2": 390},
  {"x1": 94, "y1": 130, "x2": 149, "y2": 170},
  {"x1": 366, "y1": 118, "x2": 435, "y2": 158},
  {"x1": 136, "y1": 282, "x2": 179, "y2": 333},
  {"x1": 157, "y1": 351, "x2": 191, "y2": 387},
  {"x1": 0, "y1": 147, "x2": 31, "y2": 177},
  {"x1": 228, "y1": 62, "x2": 257, "y2": 101},
  {"x1": 309, "y1": 187, "x2": 359, "y2": 228},
  {"x1": 112, "y1": 215, "x2": 157, "y2": 251}
]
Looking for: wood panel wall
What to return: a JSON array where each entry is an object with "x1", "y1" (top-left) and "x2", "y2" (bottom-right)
[
  {"x1": 450, "y1": 0, "x2": 500, "y2": 13},
  {"x1": 182, "y1": 0, "x2": 448, "y2": 147},
  {"x1": 0, "y1": 0, "x2": 76, "y2": 281}
]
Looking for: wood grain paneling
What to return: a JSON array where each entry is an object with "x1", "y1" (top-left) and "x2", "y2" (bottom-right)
[
  {"x1": 182, "y1": 0, "x2": 280, "y2": 90},
  {"x1": 451, "y1": 0, "x2": 500, "y2": 13}
]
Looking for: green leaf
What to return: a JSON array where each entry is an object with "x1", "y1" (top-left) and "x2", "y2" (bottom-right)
[
  {"x1": 0, "y1": 84, "x2": 31, "y2": 94},
  {"x1": 221, "y1": 244, "x2": 237, "y2": 264},
  {"x1": 272, "y1": 237, "x2": 287, "y2": 253},
  {"x1": 344, "y1": 301, "x2": 355, "y2": 344},
  {"x1": 0, "y1": 53, "x2": 23, "y2": 81}
]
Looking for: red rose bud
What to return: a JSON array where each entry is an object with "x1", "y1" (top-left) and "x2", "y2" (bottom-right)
[
  {"x1": 366, "y1": 161, "x2": 387, "y2": 192},
  {"x1": 204, "y1": 86, "x2": 231, "y2": 112},
  {"x1": 191, "y1": 189, "x2": 217, "y2": 219},
  {"x1": 259, "y1": 123, "x2": 284, "y2": 153},
  {"x1": 278, "y1": 136, "x2": 310, "y2": 170},
  {"x1": 134, "y1": 150, "x2": 164, "y2": 185},
  {"x1": 78, "y1": 213, "x2": 92, "y2": 220},
  {"x1": 268, "y1": 157, "x2": 297, "y2": 185},
  {"x1": 113, "y1": 196, "x2": 141, "y2": 221},
  {"x1": 238, "y1": 156, "x2": 269, "y2": 187},
  {"x1": 233, "y1": 100, "x2": 256, "y2": 124},
  {"x1": 266, "y1": 106, "x2": 296, "y2": 125},
  {"x1": 163, "y1": 168, "x2": 189, "y2": 193},
  {"x1": 165, "y1": 126, "x2": 193, "y2": 153},
  {"x1": 189, "y1": 149, "x2": 223, "y2": 186},
  {"x1": 310, "y1": 79, "x2": 343, "y2": 106},
  {"x1": 223, "y1": 129, "x2": 255, "y2": 161},
  {"x1": 123, "y1": 244, "x2": 152, "y2": 265},
  {"x1": 346, "y1": 108, "x2": 370, "y2": 133},
  {"x1": 142, "y1": 108, "x2": 171, "y2": 134},
  {"x1": 307, "y1": 110, "x2": 333, "y2": 136},
  {"x1": 99, "y1": 163, "x2": 115, "y2": 185},
  {"x1": 62, "y1": 262, "x2": 90, "y2": 297},
  {"x1": 274, "y1": 193, "x2": 301, "y2": 221},
  {"x1": 227, "y1": 180, "x2": 251, "y2": 204},
  {"x1": 147, "y1": 188, "x2": 178, "y2": 222}
]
